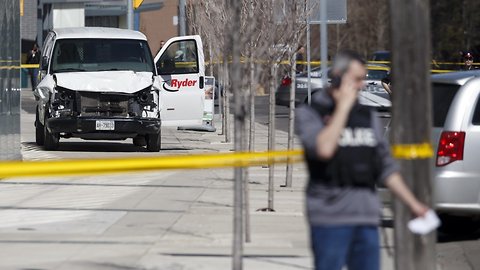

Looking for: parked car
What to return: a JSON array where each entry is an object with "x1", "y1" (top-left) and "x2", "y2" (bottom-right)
[
  {"x1": 276, "y1": 64, "x2": 391, "y2": 111},
  {"x1": 428, "y1": 70, "x2": 480, "y2": 231},
  {"x1": 370, "y1": 50, "x2": 390, "y2": 62},
  {"x1": 34, "y1": 27, "x2": 205, "y2": 151},
  {"x1": 379, "y1": 70, "x2": 480, "y2": 232}
]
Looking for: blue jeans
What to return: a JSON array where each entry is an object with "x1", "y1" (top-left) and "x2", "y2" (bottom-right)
[{"x1": 310, "y1": 225, "x2": 379, "y2": 270}]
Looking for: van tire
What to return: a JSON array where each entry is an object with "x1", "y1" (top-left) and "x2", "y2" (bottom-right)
[
  {"x1": 43, "y1": 115, "x2": 59, "y2": 151},
  {"x1": 146, "y1": 131, "x2": 161, "y2": 152},
  {"x1": 35, "y1": 108, "x2": 45, "y2": 146}
]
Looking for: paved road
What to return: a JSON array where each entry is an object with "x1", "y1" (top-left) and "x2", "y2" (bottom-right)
[{"x1": 1, "y1": 90, "x2": 480, "y2": 269}]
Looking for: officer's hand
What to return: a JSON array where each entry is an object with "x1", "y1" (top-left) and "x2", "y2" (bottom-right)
[
  {"x1": 332, "y1": 73, "x2": 358, "y2": 111},
  {"x1": 410, "y1": 201, "x2": 429, "y2": 217}
]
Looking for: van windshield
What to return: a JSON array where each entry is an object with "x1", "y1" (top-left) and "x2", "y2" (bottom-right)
[
  {"x1": 432, "y1": 83, "x2": 461, "y2": 127},
  {"x1": 51, "y1": 39, "x2": 154, "y2": 73}
]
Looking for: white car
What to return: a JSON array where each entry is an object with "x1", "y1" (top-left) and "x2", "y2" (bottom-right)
[{"x1": 34, "y1": 27, "x2": 205, "y2": 151}]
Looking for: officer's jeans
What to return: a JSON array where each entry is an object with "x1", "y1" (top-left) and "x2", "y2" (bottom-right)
[{"x1": 310, "y1": 225, "x2": 379, "y2": 270}]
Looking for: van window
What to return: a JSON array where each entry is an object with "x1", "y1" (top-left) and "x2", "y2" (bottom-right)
[
  {"x1": 50, "y1": 39, "x2": 154, "y2": 73},
  {"x1": 432, "y1": 83, "x2": 460, "y2": 127},
  {"x1": 472, "y1": 96, "x2": 480, "y2": 125},
  {"x1": 156, "y1": 40, "x2": 198, "y2": 75}
]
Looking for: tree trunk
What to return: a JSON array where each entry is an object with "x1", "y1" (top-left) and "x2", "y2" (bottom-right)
[
  {"x1": 285, "y1": 53, "x2": 297, "y2": 187},
  {"x1": 389, "y1": 0, "x2": 436, "y2": 269},
  {"x1": 223, "y1": 58, "x2": 230, "y2": 143},
  {"x1": 228, "y1": 0, "x2": 244, "y2": 268},
  {"x1": 267, "y1": 64, "x2": 277, "y2": 211}
]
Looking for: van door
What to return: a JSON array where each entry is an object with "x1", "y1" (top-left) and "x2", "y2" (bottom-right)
[{"x1": 154, "y1": 35, "x2": 205, "y2": 126}]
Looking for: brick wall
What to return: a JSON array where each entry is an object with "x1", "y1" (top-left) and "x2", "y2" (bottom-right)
[{"x1": 140, "y1": 0, "x2": 178, "y2": 55}]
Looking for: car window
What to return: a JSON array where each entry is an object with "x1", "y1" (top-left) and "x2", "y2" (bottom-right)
[
  {"x1": 372, "y1": 52, "x2": 390, "y2": 62},
  {"x1": 50, "y1": 39, "x2": 154, "y2": 73},
  {"x1": 432, "y1": 83, "x2": 461, "y2": 127},
  {"x1": 472, "y1": 95, "x2": 480, "y2": 125},
  {"x1": 366, "y1": 69, "x2": 388, "y2": 80}
]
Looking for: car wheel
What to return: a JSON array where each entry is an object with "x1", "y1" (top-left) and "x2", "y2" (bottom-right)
[
  {"x1": 146, "y1": 131, "x2": 161, "y2": 152},
  {"x1": 35, "y1": 107, "x2": 45, "y2": 146},
  {"x1": 133, "y1": 136, "x2": 147, "y2": 147},
  {"x1": 43, "y1": 114, "x2": 59, "y2": 151},
  {"x1": 439, "y1": 214, "x2": 479, "y2": 235}
]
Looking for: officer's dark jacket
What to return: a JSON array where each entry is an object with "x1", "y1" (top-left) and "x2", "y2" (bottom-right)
[{"x1": 306, "y1": 93, "x2": 381, "y2": 190}]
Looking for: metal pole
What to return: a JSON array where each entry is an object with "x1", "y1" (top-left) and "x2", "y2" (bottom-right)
[
  {"x1": 179, "y1": 0, "x2": 186, "y2": 36},
  {"x1": 307, "y1": 9, "x2": 312, "y2": 104},
  {"x1": 127, "y1": 0, "x2": 134, "y2": 30},
  {"x1": 320, "y1": 0, "x2": 328, "y2": 88}
]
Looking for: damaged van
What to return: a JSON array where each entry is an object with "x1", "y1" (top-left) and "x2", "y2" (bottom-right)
[{"x1": 34, "y1": 27, "x2": 205, "y2": 151}]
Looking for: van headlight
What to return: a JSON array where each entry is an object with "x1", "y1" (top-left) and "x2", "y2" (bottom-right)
[
  {"x1": 51, "y1": 87, "x2": 75, "y2": 117},
  {"x1": 128, "y1": 87, "x2": 158, "y2": 117}
]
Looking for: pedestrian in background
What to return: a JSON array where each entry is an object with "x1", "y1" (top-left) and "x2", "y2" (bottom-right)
[
  {"x1": 381, "y1": 72, "x2": 392, "y2": 96},
  {"x1": 295, "y1": 50, "x2": 429, "y2": 270},
  {"x1": 296, "y1": 45, "x2": 306, "y2": 73},
  {"x1": 26, "y1": 43, "x2": 40, "y2": 91}
]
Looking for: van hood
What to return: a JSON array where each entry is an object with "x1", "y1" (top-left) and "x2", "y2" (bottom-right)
[{"x1": 54, "y1": 71, "x2": 153, "y2": 94}]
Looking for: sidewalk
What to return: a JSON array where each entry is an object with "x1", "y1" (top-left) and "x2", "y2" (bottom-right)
[{"x1": 0, "y1": 111, "x2": 397, "y2": 270}]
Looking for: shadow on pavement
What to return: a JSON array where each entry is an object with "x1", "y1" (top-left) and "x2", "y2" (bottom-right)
[{"x1": 22, "y1": 141, "x2": 194, "y2": 153}]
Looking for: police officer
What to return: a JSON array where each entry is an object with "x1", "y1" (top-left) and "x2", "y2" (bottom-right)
[
  {"x1": 463, "y1": 52, "x2": 476, "y2": 71},
  {"x1": 295, "y1": 50, "x2": 429, "y2": 270}
]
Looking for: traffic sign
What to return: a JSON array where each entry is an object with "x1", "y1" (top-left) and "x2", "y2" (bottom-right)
[{"x1": 134, "y1": 0, "x2": 144, "y2": 9}]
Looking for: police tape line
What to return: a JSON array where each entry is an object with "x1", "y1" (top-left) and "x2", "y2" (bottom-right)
[
  {"x1": 7, "y1": 63, "x2": 457, "y2": 74},
  {"x1": 0, "y1": 64, "x2": 39, "y2": 70},
  {"x1": 0, "y1": 150, "x2": 304, "y2": 179},
  {"x1": 391, "y1": 143, "x2": 434, "y2": 160},
  {"x1": 0, "y1": 142, "x2": 437, "y2": 179}
]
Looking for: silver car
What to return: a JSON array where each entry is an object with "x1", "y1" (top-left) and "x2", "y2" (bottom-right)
[
  {"x1": 276, "y1": 64, "x2": 391, "y2": 110},
  {"x1": 431, "y1": 71, "x2": 480, "y2": 229}
]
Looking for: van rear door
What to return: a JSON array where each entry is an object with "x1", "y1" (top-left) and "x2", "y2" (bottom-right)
[{"x1": 154, "y1": 35, "x2": 205, "y2": 126}]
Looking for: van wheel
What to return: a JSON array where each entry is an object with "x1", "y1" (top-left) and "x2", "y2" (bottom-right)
[
  {"x1": 133, "y1": 136, "x2": 147, "y2": 147},
  {"x1": 43, "y1": 115, "x2": 59, "y2": 151},
  {"x1": 35, "y1": 108, "x2": 45, "y2": 146},
  {"x1": 146, "y1": 131, "x2": 161, "y2": 152}
]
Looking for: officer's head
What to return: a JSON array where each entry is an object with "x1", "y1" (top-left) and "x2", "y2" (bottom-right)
[
  {"x1": 329, "y1": 50, "x2": 366, "y2": 91},
  {"x1": 464, "y1": 52, "x2": 474, "y2": 67}
]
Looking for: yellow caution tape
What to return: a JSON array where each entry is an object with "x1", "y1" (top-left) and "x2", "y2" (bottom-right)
[
  {"x1": 0, "y1": 150, "x2": 304, "y2": 179},
  {"x1": 391, "y1": 143, "x2": 434, "y2": 160},
  {"x1": 21, "y1": 64, "x2": 40, "y2": 69},
  {"x1": 0, "y1": 66, "x2": 22, "y2": 70},
  {"x1": 0, "y1": 64, "x2": 39, "y2": 70}
]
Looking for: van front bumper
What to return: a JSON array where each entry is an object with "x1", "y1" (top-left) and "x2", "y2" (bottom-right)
[{"x1": 46, "y1": 116, "x2": 161, "y2": 135}]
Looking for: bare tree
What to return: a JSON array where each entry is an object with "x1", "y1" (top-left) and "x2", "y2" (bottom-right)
[{"x1": 188, "y1": 2, "x2": 307, "y2": 267}]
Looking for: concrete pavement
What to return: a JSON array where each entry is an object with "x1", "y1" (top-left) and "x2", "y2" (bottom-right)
[{"x1": 0, "y1": 90, "x2": 478, "y2": 269}]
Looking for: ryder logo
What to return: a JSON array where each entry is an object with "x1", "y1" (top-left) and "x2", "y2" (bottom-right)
[{"x1": 163, "y1": 79, "x2": 197, "y2": 92}]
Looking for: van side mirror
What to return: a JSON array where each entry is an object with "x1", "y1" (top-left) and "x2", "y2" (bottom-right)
[{"x1": 41, "y1": 56, "x2": 49, "y2": 71}]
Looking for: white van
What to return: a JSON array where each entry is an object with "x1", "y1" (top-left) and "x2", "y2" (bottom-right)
[{"x1": 34, "y1": 27, "x2": 205, "y2": 151}]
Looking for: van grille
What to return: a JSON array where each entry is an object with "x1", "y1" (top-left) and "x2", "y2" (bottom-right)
[{"x1": 79, "y1": 92, "x2": 129, "y2": 117}]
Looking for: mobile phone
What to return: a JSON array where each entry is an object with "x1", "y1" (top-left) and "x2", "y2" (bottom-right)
[{"x1": 331, "y1": 75, "x2": 342, "y2": 89}]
